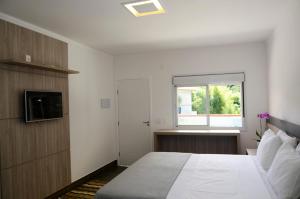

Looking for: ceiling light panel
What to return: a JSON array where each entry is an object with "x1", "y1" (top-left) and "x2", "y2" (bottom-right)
[{"x1": 123, "y1": 0, "x2": 165, "y2": 17}]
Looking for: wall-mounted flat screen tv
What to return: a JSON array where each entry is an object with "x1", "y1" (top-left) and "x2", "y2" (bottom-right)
[{"x1": 24, "y1": 90, "x2": 63, "y2": 123}]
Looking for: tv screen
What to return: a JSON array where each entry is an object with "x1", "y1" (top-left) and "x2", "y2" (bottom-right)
[{"x1": 24, "y1": 91, "x2": 63, "y2": 123}]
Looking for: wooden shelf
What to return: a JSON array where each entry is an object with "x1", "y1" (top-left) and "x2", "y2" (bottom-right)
[{"x1": 0, "y1": 59, "x2": 79, "y2": 74}]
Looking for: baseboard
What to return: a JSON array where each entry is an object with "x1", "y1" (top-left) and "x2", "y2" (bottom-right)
[{"x1": 45, "y1": 160, "x2": 118, "y2": 199}]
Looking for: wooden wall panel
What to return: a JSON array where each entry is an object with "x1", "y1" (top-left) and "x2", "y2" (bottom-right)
[
  {"x1": 0, "y1": 19, "x2": 68, "y2": 68},
  {"x1": 0, "y1": 120, "x2": 14, "y2": 169},
  {"x1": 1, "y1": 164, "x2": 19, "y2": 199},
  {"x1": 3, "y1": 22, "x2": 34, "y2": 62},
  {"x1": 54, "y1": 76, "x2": 69, "y2": 115},
  {"x1": 43, "y1": 36, "x2": 55, "y2": 68},
  {"x1": 1, "y1": 160, "x2": 38, "y2": 199},
  {"x1": 35, "y1": 122, "x2": 48, "y2": 159},
  {"x1": 61, "y1": 42, "x2": 68, "y2": 69},
  {"x1": 16, "y1": 121, "x2": 37, "y2": 166},
  {"x1": 8, "y1": 69, "x2": 22, "y2": 118},
  {"x1": 31, "y1": 32, "x2": 68, "y2": 69},
  {"x1": 0, "y1": 116, "x2": 70, "y2": 170},
  {"x1": 32, "y1": 32, "x2": 45, "y2": 64},
  {"x1": 0, "y1": 19, "x2": 71, "y2": 199},
  {"x1": 1, "y1": 151, "x2": 71, "y2": 199},
  {"x1": 5, "y1": 22, "x2": 18, "y2": 60},
  {"x1": 0, "y1": 69, "x2": 9, "y2": 119},
  {"x1": 0, "y1": 67, "x2": 69, "y2": 120},
  {"x1": 54, "y1": 39, "x2": 66, "y2": 68},
  {"x1": 0, "y1": 19, "x2": 7, "y2": 60},
  {"x1": 42, "y1": 37, "x2": 68, "y2": 69},
  {"x1": 18, "y1": 27, "x2": 33, "y2": 61}
]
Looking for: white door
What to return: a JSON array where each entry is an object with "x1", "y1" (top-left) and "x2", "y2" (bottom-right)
[{"x1": 118, "y1": 79, "x2": 151, "y2": 166}]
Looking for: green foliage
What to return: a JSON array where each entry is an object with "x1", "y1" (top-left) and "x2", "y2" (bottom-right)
[
  {"x1": 209, "y1": 86, "x2": 225, "y2": 114},
  {"x1": 210, "y1": 85, "x2": 241, "y2": 114},
  {"x1": 191, "y1": 85, "x2": 241, "y2": 115},
  {"x1": 255, "y1": 130, "x2": 262, "y2": 142},
  {"x1": 191, "y1": 89, "x2": 206, "y2": 114}
]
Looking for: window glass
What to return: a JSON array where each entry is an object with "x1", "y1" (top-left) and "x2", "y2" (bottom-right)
[
  {"x1": 209, "y1": 85, "x2": 242, "y2": 127},
  {"x1": 177, "y1": 87, "x2": 207, "y2": 125},
  {"x1": 176, "y1": 84, "x2": 243, "y2": 127}
]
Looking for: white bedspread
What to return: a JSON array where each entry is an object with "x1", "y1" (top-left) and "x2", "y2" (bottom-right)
[{"x1": 167, "y1": 154, "x2": 277, "y2": 199}]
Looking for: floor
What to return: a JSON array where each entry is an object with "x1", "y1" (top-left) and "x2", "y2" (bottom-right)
[{"x1": 60, "y1": 166, "x2": 126, "y2": 199}]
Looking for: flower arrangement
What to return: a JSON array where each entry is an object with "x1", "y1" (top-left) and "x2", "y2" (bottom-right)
[{"x1": 256, "y1": 112, "x2": 270, "y2": 142}]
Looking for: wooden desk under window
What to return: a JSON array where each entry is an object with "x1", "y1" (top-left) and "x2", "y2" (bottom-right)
[{"x1": 154, "y1": 130, "x2": 240, "y2": 154}]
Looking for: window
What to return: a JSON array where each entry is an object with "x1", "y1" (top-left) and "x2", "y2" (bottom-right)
[
  {"x1": 174, "y1": 73, "x2": 245, "y2": 128},
  {"x1": 177, "y1": 86, "x2": 208, "y2": 126}
]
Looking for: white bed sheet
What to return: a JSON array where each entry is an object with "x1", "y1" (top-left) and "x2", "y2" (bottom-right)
[
  {"x1": 167, "y1": 154, "x2": 278, "y2": 199},
  {"x1": 252, "y1": 156, "x2": 278, "y2": 199}
]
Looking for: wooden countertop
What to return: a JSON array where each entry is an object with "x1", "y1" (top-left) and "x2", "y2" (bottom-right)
[{"x1": 154, "y1": 129, "x2": 240, "y2": 136}]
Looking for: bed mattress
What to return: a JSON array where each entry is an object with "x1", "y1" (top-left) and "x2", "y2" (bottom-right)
[
  {"x1": 96, "y1": 153, "x2": 277, "y2": 199},
  {"x1": 167, "y1": 154, "x2": 277, "y2": 199},
  {"x1": 96, "y1": 152, "x2": 191, "y2": 199}
]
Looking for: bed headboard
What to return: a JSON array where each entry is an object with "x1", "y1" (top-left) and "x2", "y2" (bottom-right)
[{"x1": 267, "y1": 116, "x2": 300, "y2": 142}]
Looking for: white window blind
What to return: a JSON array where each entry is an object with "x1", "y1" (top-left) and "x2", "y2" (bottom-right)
[{"x1": 173, "y1": 73, "x2": 245, "y2": 86}]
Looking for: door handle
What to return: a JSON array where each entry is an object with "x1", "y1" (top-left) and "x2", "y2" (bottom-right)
[{"x1": 143, "y1": 121, "x2": 150, "y2": 126}]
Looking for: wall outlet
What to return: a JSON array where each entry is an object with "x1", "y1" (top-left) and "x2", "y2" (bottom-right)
[{"x1": 25, "y1": 55, "x2": 31, "y2": 63}]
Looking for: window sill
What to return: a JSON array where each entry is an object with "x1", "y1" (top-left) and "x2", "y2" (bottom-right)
[
  {"x1": 175, "y1": 125, "x2": 246, "y2": 131},
  {"x1": 154, "y1": 129, "x2": 240, "y2": 136}
]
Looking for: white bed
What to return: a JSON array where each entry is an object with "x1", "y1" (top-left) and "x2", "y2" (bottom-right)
[
  {"x1": 167, "y1": 154, "x2": 277, "y2": 199},
  {"x1": 97, "y1": 119, "x2": 300, "y2": 199},
  {"x1": 96, "y1": 152, "x2": 279, "y2": 199}
]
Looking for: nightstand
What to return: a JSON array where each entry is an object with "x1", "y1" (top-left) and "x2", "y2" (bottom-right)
[{"x1": 246, "y1": 148, "x2": 257, "y2": 155}]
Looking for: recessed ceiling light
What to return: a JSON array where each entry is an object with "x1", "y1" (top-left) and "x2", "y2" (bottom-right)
[{"x1": 123, "y1": 0, "x2": 166, "y2": 17}]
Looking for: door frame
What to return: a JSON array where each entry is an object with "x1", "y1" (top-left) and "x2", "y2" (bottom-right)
[{"x1": 115, "y1": 78, "x2": 152, "y2": 165}]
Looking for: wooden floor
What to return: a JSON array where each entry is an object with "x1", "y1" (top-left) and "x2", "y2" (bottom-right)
[{"x1": 59, "y1": 166, "x2": 126, "y2": 199}]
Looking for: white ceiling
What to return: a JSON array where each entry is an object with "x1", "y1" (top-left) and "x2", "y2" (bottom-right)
[{"x1": 0, "y1": 0, "x2": 290, "y2": 54}]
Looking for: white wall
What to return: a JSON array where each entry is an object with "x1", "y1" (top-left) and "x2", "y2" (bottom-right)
[
  {"x1": 0, "y1": 13, "x2": 117, "y2": 182},
  {"x1": 268, "y1": 0, "x2": 300, "y2": 125},
  {"x1": 68, "y1": 43, "x2": 116, "y2": 181},
  {"x1": 115, "y1": 42, "x2": 269, "y2": 152}
]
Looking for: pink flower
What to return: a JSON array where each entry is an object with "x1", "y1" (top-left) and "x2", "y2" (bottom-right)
[{"x1": 257, "y1": 112, "x2": 270, "y2": 119}]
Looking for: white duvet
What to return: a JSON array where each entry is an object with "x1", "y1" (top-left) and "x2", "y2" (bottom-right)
[{"x1": 167, "y1": 154, "x2": 277, "y2": 199}]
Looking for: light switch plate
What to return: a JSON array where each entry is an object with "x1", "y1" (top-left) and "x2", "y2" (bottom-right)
[
  {"x1": 25, "y1": 55, "x2": 31, "y2": 63},
  {"x1": 101, "y1": 98, "x2": 111, "y2": 109}
]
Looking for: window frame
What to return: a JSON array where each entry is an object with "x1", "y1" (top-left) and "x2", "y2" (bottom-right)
[{"x1": 173, "y1": 82, "x2": 245, "y2": 130}]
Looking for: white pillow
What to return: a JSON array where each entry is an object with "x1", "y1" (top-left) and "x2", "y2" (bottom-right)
[
  {"x1": 297, "y1": 143, "x2": 300, "y2": 152},
  {"x1": 262, "y1": 129, "x2": 275, "y2": 139},
  {"x1": 277, "y1": 130, "x2": 297, "y2": 147},
  {"x1": 257, "y1": 129, "x2": 274, "y2": 144},
  {"x1": 267, "y1": 143, "x2": 300, "y2": 199},
  {"x1": 257, "y1": 130, "x2": 282, "y2": 170}
]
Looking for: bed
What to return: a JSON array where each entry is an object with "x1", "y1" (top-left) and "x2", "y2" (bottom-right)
[
  {"x1": 96, "y1": 117, "x2": 300, "y2": 199},
  {"x1": 96, "y1": 152, "x2": 276, "y2": 199}
]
